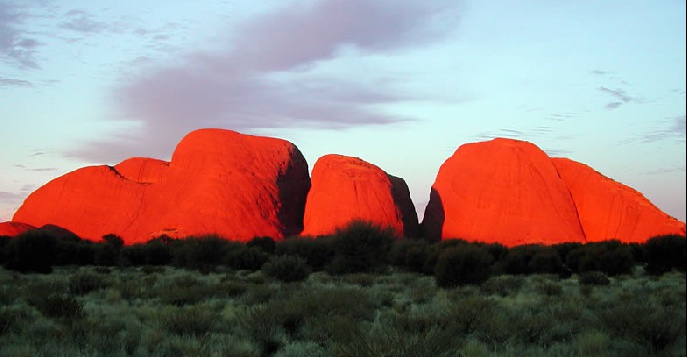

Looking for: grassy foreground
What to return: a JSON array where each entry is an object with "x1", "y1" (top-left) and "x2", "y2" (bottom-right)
[{"x1": 0, "y1": 266, "x2": 684, "y2": 357}]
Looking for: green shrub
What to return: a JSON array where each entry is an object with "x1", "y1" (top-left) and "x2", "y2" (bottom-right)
[
  {"x1": 389, "y1": 239, "x2": 431, "y2": 274},
  {"x1": 226, "y1": 246, "x2": 269, "y2": 271},
  {"x1": 247, "y1": 236, "x2": 276, "y2": 254},
  {"x1": 644, "y1": 235, "x2": 686, "y2": 275},
  {"x1": 275, "y1": 237, "x2": 334, "y2": 270},
  {"x1": 172, "y1": 234, "x2": 233, "y2": 273},
  {"x1": 68, "y1": 272, "x2": 108, "y2": 295},
  {"x1": 434, "y1": 245, "x2": 494, "y2": 288},
  {"x1": 3, "y1": 230, "x2": 57, "y2": 273},
  {"x1": 325, "y1": 220, "x2": 396, "y2": 275},
  {"x1": 162, "y1": 306, "x2": 215, "y2": 337},
  {"x1": 500, "y1": 244, "x2": 563, "y2": 275},
  {"x1": 480, "y1": 275, "x2": 524, "y2": 297},
  {"x1": 262, "y1": 255, "x2": 311, "y2": 282},
  {"x1": 578, "y1": 271, "x2": 609, "y2": 286},
  {"x1": 594, "y1": 300, "x2": 686, "y2": 353},
  {"x1": 29, "y1": 294, "x2": 84, "y2": 321}
]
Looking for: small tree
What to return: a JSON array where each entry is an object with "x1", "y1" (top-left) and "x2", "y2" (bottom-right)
[
  {"x1": 4, "y1": 230, "x2": 57, "y2": 273},
  {"x1": 325, "y1": 220, "x2": 396, "y2": 275},
  {"x1": 262, "y1": 255, "x2": 311, "y2": 282},
  {"x1": 434, "y1": 245, "x2": 493, "y2": 288}
]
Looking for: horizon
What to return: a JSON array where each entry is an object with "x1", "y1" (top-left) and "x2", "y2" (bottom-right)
[{"x1": 1, "y1": 0, "x2": 685, "y2": 222}]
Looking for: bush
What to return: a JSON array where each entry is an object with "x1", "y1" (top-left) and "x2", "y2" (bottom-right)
[
  {"x1": 389, "y1": 239, "x2": 431, "y2": 274},
  {"x1": 434, "y1": 245, "x2": 494, "y2": 288},
  {"x1": 3, "y1": 230, "x2": 57, "y2": 273},
  {"x1": 247, "y1": 236, "x2": 276, "y2": 254},
  {"x1": 29, "y1": 294, "x2": 84, "y2": 321},
  {"x1": 565, "y1": 241, "x2": 636, "y2": 276},
  {"x1": 275, "y1": 237, "x2": 334, "y2": 271},
  {"x1": 644, "y1": 235, "x2": 686, "y2": 275},
  {"x1": 226, "y1": 246, "x2": 269, "y2": 271},
  {"x1": 325, "y1": 220, "x2": 396, "y2": 275},
  {"x1": 262, "y1": 255, "x2": 311, "y2": 282},
  {"x1": 172, "y1": 235, "x2": 233, "y2": 273},
  {"x1": 499, "y1": 244, "x2": 563, "y2": 275},
  {"x1": 578, "y1": 271, "x2": 610, "y2": 286},
  {"x1": 69, "y1": 272, "x2": 108, "y2": 295}
]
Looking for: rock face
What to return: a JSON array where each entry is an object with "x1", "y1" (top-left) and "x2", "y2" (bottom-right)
[
  {"x1": 302, "y1": 154, "x2": 418, "y2": 237},
  {"x1": 13, "y1": 129, "x2": 311, "y2": 243},
  {"x1": 423, "y1": 138, "x2": 587, "y2": 246},
  {"x1": 0, "y1": 221, "x2": 35, "y2": 237},
  {"x1": 553, "y1": 158, "x2": 686, "y2": 242},
  {"x1": 423, "y1": 138, "x2": 686, "y2": 246}
]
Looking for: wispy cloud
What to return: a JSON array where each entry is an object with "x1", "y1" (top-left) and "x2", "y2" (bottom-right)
[
  {"x1": 59, "y1": 9, "x2": 109, "y2": 34},
  {"x1": 0, "y1": 76, "x2": 32, "y2": 86},
  {"x1": 641, "y1": 115, "x2": 686, "y2": 143},
  {"x1": 597, "y1": 86, "x2": 635, "y2": 110},
  {"x1": 0, "y1": 0, "x2": 42, "y2": 69},
  {"x1": 68, "y1": 0, "x2": 460, "y2": 163}
]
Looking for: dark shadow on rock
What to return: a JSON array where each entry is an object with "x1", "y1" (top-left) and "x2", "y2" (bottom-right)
[
  {"x1": 420, "y1": 187, "x2": 445, "y2": 242},
  {"x1": 389, "y1": 175, "x2": 420, "y2": 238}
]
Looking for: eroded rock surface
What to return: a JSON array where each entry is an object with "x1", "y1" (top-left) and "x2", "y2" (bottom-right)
[
  {"x1": 13, "y1": 129, "x2": 310, "y2": 243},
  {"x1": 302, "y1": 154, "x2": 418, "y2": 237}
]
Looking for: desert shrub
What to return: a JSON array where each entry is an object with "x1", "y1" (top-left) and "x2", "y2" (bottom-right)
[
  {"x1": 262, "y1": 255, "x2": 311, "y2": 282},
  {"x1": 565, "y1": 241, "x2": 636, "y2": 276},
  {"x1": 247, "y1": 236, "x2": 276, "y2": 254},
  {"x1": 162, "y1": 306, "x2": 215, "y2": 337},
  {"x1": 68, "y1": 272, "x2": 108, "y2": 295},
  {"x1": 594, "y1": 299, "x2": 686, "y2": 353},
  {"x1": 434, "y1": 245, "x2": 494, "y2": 288},
  {"x1": 172, "y1": 234, "x2": 233, "y2": 272},
  {"x1": 121, "y1": 239, "x2": 173, "y2": 266},
  {"x1": 52, "y1": 236, "x2": 95, "y2": 266},
  {"x1": 499, "y1": 244, "x2": 562, "y2": 275},
  {"x1": 3, "y1": 230, "x2": 57, "y2": 273},
  {"x1": 644, "y1": 234, "x2": 686, "y2": 275},
  {"x1": 389, "y1": 239, "x2": 431, "y2": 274},
  {"x1": 325, "y1": 220, "x2": 396, "y2": 275},
  {"x1": 226, "y1": 246, "x2": 269, "y2": 271},
  {"x1": 480, "y1": 275, "x2": 524, "y2": 297},
  {"x1": 28, "y1": 294, "x2": 84, "y2": 321},
  {"x1": 578, "y1": 271, "x2": 609, "y2": 286},
  {"x1": 275, "y1": 237, "x2": 334, "y2": 270}
]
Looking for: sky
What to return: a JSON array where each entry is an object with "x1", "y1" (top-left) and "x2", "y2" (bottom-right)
[{"x1": 1, "y1": 0, "x2": 685, "y2": 223}]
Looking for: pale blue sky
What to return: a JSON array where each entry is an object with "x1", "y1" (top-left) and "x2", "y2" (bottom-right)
[{"x1": 1, "y1": 0, "x2": 685, "y2": 222}]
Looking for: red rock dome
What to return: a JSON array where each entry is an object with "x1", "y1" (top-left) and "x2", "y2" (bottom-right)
[
  {"x1": 302, "y1": 154, "x2": 418, "y2": 237},
  {"x1": 13, "y1": 129, "x2": 310, "y2": 243},
  {"x1": 553, "y1": 157, "x2": 686, "y2": 242},
  {"x1": 0, "y1": 221, "x2": 36, "y2": 236},
  {"x1": 422, "y1": 138, "x2": 586, "y2": 246}
]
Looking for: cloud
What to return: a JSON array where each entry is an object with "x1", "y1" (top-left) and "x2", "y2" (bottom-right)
[
  {"x1": 0, "y1": 0, "x2": 41, "y2": 69},
  {"x1": 59, "y1": 9, "x2": 109, "y2": 33},
  {"x1": 645, "y1": 166, "x2": 686, "y2": 175},
  {"x1": 641, "y1": 115, "x2": 686, "y2": 143},
  {"x1": 0, "y1": 76, "x2": 32, "y2": 86},
  {"x1": 68, "y1": 0, "x2": 459, "y2": 163},
  {"x1": 598, "y1": 86, "x2": 635, "y2": 110}
]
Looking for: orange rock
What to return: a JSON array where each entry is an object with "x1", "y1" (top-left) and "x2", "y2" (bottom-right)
[
  {"x1": 302, "y1": 154, "x2": 418, "y2": 237},
  {"x1": 13, "y1": 129, "x2": 310, "y2": 243},
  {"x1": 422, "y1": 138, "x2": 586, "y2": 246},
  {"x1": 553, "y1": 157, "x2": 686, "y2": 242},
  {"x1": 0, "y1": 221, "x2": 36, "y2": 236}
]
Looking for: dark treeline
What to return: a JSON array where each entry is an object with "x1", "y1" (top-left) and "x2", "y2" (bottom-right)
[{"x1": 0, "y1": 221, "x2": 684, "y2": 287}]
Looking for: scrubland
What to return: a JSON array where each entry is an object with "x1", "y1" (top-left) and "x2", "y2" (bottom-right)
[{"x1": 0, "y1": 224, "x2": 685, "y2": 356}]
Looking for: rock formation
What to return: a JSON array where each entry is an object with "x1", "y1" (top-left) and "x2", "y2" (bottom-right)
[
  {"x1": 0, "y1": 221, "x2": 35, "y2": 237},
  {"x1": 423, "y1": 138, "x2": 587, "y2": 246},
  {"x1": 302, "y1": 154, "x2": 418, "y2": 237},
  {"x1": 422, "y1": 138, "x2": 685, "y2": 246},
  {"x1": 553, "y1": 158, "x2": 686, "y2": 242},
  {"x1": 13, "y1": 129, "x2": 311, "y2": 243}
]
